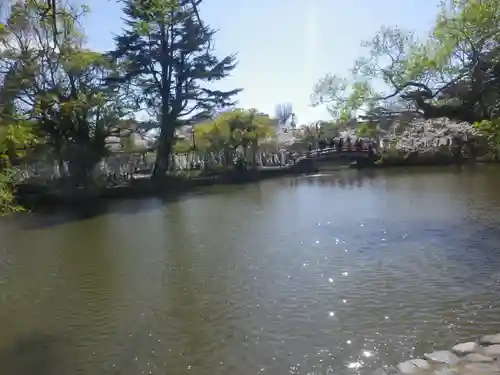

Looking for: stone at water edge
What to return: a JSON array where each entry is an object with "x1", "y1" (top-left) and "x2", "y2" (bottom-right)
[
  {"x1": 480, "y1": 333, "x2": 500, "y2": 346},
  {"x1": 464, "y1": 353, "x2": 495, "y2": 362},
  {"x1": 372, "y1": 365, "x2": 399, "y2": 375},
  {"x1": 397, "y1": 359, "x2": 430, "y2": 374},
  {"x1": 464, "y1": 363, "x2": 500, "y2": 373},
  {"x1": 482, "y1": 344, "x2": 500, "y2": 358},
  {"x1": 423, "y1": 351, "x2": 460, "y2": 365},
  {"x1": 451, "y1": 341, "x2": 479, "y2": 355},
  {"x1": 433, "y1": 368, "x2": 458, "y2": 375}
]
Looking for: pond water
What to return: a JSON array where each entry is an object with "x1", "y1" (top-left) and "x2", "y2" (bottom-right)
[{"x1": 2, "y1": 165, "x2": 500, "y2": 375}]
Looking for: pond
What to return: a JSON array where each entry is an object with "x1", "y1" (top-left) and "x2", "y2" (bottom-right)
[{"x1": 1, "y1": 165, "x2": 500, "y2": 375}]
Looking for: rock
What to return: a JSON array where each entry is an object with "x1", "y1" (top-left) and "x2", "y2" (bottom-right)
[
  {"x1": 452, "y1": 341, "x2": 478, "y2": 355},
  {"x1": 482, "y1": 344, "x2": 500, "y2": 358},
  {"x1": 372, "y1": 365, "x2": 399, "y2": 375},
  {"x1": 397, "y1": 359, "x2": 430, "y2": 373},
  {"x1": 410, "y1": 359, "x2": 431, "y2": 370},
  {"x1": 397, "y1": 362, "x2": 416, "y2": 374},
  {"x1": 434, "y1": 368, "x2": 457, "y2": 375},
  {"x1": 424, "y1": 351, "x2": 460, "y2": 365},
  {"x1": 464, "y1": 363, "x2": 500, "y2": 373},
  {"x1": 465, "y1": 353, "x2": 495, "y2": 362},
  {"x1": 372, "y1": 368, "x2": 387, "y2": 375},
  {"x1": 480, "y1": 333, "x2": 500, "y2": 346}
]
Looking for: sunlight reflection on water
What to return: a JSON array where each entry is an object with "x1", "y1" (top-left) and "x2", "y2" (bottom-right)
[{"x1": 3, "y1": 168, "x2": 500, "y2": 375}]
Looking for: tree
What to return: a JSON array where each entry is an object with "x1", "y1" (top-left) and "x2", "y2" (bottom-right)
[
  {"x1": 275, "y1": 102, "x2": 295, "y2": 131},
  {"x1": 474, "y1": 118, "x2": 500, "y2": 158},
  {"x1": 315, "y1": 120, "x2": 344, "y2": 138},
  {"x1": 356, "y1": 122, "x2": 381, "y2": 139},
  {"x1": 312, "y1": 0, "x2": 500, "y2": 124},
  {"x1": 195, "y1": 108, "x2": 275, "y2": 168},
  {"x1": 109, "y1": 0, "x2": 241, "y2": 181},
  {"x1": 0, "y1": 0, "x2": 128, "y2": 185},
  {"x1": 0, "y1": 122, "x2": 37, "y2": 214}
]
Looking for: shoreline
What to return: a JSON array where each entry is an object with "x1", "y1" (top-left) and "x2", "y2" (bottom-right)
[
  {"x1": 14, "y1": 165, "x2": 307, "y2": 208},
  {"x1": 13, "y1": 156, "x2": 500, "y2": 210},
  {"x1": 377, "y1": 333, "x2": 500, "y2": 375}
]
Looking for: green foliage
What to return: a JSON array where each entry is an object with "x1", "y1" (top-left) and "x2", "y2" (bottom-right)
[
  {"x1": 0, "y1": 0, "x2": 242, "y2": 212},
  {"x1": 0, "y1": 169, "x2": 21, "y2": 214},
  {"x1": 173, "y1": 138, "x2": 194, "y2": 154},
  {"x1": 474, "y1": 119, "x2": 500, "y2": 154},
  {"x1": 0, "y1": 123, "x2": 38, "y2": 156},
  {"x1": 312, "y1": 0, "x2": 500, "y2": 123},
  {"x1": 356, "y1": 122, "x2": 380, "y2": 139},
  {"x1": 317, "y1": 120, "x2": 345, "y2": 138},
  {"x1": 0, "y1": 122, "x2": 38, "y2": 214},
  {"x1": 195, "y1": 109, "x2": 276, "y2": 153},
  {"x1": 0, "y1": 0, "x2": 132, "y2": 185},
  {"x1": 109, "y1": 0, "x2": 241, "y2": 177}
]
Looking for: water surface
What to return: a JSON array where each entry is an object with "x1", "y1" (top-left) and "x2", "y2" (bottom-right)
[{"x1": 2, "y1": 165, "x2": 500, "y2": 375}]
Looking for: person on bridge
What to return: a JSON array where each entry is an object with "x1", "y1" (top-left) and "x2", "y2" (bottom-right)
[
  {"x1": 368, "y1": 142, "x2": 373, "y2": 157},
  {"x1": 318, "y1": 138, "x2": 327, "y2": 150},
  {"x1": 355, "y1": 139, "x2": 361, "y2": 152}
]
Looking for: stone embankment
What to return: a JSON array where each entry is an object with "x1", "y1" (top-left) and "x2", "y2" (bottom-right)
[{"x1": 376, "y1": 333, "x2": 500, "y2": 375}]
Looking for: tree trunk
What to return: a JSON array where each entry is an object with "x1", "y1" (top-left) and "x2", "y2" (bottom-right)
[
  {"x1": 223, "y1": 148, "x2": 231, "y2": 169},
  {"x1": 67, "y1": 151, "x2": 98, "y2": 187},
  {"x1": 152, "y1": 124, "x2": 175, "y2": 182},
  {"x1": 57, "y1": 158, "x2": 66, "y2": 178},
  {"x1": 152, "y1": 19, "x2": 174, "y2": 182}
]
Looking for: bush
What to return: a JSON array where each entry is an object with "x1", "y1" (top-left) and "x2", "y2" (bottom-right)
[{"x1": 0, "y1": 168, "x2": 25, "y2": 215}]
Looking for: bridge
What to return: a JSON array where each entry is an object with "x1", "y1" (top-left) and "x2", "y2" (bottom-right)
[
  {"x1": 291, "y1": 145, "x2": 378, "y2": 173},
  {"x1": 297, "y1": 145, "x2": 376, "y2": 161}
]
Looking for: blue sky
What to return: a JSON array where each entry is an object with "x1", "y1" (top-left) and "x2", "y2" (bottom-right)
[{"x1": 83, "y1": 0, "x2": 441, "y2": 124}]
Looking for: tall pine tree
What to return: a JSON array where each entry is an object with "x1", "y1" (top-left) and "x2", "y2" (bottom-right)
[{"x1": 109, "y1": 0, "x2": 241, "y2": 180}]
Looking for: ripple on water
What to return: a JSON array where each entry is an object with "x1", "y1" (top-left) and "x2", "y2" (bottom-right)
[{"x1": 3, "y1": 168, "x2": 500, "y2": 375}]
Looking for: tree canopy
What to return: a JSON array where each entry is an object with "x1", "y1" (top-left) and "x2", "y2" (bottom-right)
[
  {"x1": 312, "y1": 0, "x2": 500, "y2": 125},
  {"x1": 108, "y1": 0, "x2": 241, "y2": 180},
  {"x1": 0, "y1": 0, "x2": 242, "y2": 212},
  {"x1": 275, "y1": 103, "x2": 295, "y2": 130},
  {"x1": 0, "y1": 0, "x2": 121, "y2": 211},
  {"x1": 195, "y1": 108, "x2": 276, "y2": 153}
]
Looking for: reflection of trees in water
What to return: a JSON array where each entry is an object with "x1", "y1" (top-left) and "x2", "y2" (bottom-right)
[
  {"x1": 0, "y1": 333, "x2": 62, "y2": 375},
  {"x1": 286, "y1": 171, "x2": 377, "y2": 189},
  {"x1": 160, "y1": 203, "x2": 222, "y2": 370}
]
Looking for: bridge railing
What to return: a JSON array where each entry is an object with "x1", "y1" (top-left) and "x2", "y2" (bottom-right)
[{"x1": 308, "y1": 145, "x2": 374, "y2": 156}]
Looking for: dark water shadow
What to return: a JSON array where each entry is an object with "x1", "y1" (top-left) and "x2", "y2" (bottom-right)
[
  {"x1": 12, "y1": 178, "x2": 274, "y2": 231},
  {"x1": 285, "y1": 164, "x2": 490, "y2": 189},
  {"x1": 8, "y1": 165, "x2": 499, "y2": 231},
  {"x1": 285, "y1": 169, "x2": 377, "y2": 188},
  {"x1": 0, "y1": 333, "x2": 64, "y2": 375},
  {"x1": 13, "y1": 186, "x2": 230, "y2": 231}
]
